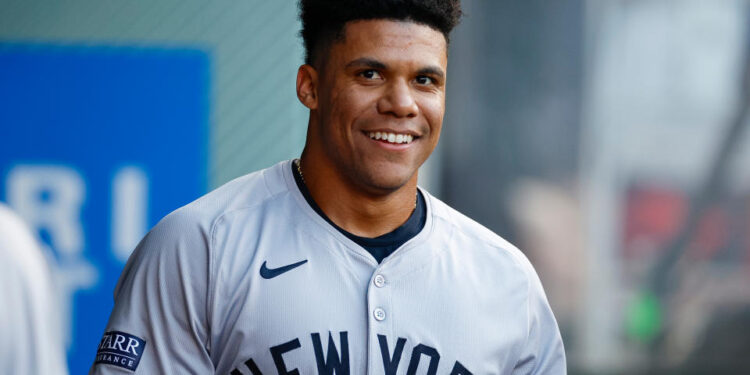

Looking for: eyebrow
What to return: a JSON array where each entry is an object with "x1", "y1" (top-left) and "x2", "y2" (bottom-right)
[
  {"x1": 345, "y1": 57, "x2": 445, "y2": 79},
  {"x1": 416, "y1": 66, "x2": 445, "y2": 79},
  {"x1": 345, "y1": 57, "x2": 387, "y2": 70}
]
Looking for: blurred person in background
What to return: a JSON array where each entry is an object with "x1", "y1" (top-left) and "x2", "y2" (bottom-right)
[{"x1": 0, "y1": 202, "x2": 68, "y2": 374}]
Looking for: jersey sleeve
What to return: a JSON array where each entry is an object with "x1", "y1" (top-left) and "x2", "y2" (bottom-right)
[
  {"x1": 89, "y1": 209, "x2": 214, "y2": 374},
  {"x1": 512, "y1": 262, "x2": 567, "y2": 375}
]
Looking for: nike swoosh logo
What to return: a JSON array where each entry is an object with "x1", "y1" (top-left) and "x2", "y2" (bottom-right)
[{"x1": 260, "y1": 259, "x2": 308, "y2": 279}]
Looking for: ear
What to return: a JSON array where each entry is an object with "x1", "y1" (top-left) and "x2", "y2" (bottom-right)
[{"x1": 296, "y1": 64, "x2": 319, "y2": 110}]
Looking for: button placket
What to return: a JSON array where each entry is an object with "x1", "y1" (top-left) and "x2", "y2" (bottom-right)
[
  {"x1": 367, "y1": 269, "x2": 393, "y2": 374},
  {"x1": 371, "y1": 274, "x2": 387, "y2": 321},
  {"x1": 374, "y1": 274, "x2": 386, "y2": 288},
  {"x1": 373, "y1": 307, "x2": 386, "y2": 321}
]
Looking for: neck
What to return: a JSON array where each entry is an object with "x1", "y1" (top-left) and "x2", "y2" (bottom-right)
[{"x1": 297, "y1": 151, "x2": 418, "y2": 238}]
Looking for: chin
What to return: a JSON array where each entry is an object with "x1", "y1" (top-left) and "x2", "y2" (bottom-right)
[{"x1": 357, "y1": 169, "x2": 415, "y2": 194}]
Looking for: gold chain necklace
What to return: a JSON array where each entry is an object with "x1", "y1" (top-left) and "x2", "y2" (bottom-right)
[{"x1": 294, "y1": 158, "x2": 305, "y2": 184}]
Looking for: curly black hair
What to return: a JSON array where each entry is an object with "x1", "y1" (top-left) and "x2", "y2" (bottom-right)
[{"x1": 299, "y1": 0, "x2": 462, "y2": 66}]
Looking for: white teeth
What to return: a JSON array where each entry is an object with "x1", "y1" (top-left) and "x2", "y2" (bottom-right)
[{"x1": 367, "y1": 131, "x2": 415, "y2": 144}]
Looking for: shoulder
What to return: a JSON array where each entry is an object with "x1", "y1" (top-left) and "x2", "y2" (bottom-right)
[
  {"x1": 0, "y1": 208, "x2": 67, "y2": 375},
  {"x1": 423, "y1": 191, "x2": 565, "y2": 363},
  {"x1": 148, "y1": 160, "x2": 292, "y2": 242},
  {"x1": 0, "y1": 203, "x2": 38, "y2": 252},
  {"x1": 424, "y1": 191, "x2": 529, "y2": 263},
  {"x1": 118, "y1": 161, "x2": 293, "y2": 282},
  {"x1": 423, "y1": 191, "x2": 538, "y2": 282},
  {"x1": 0, "y1": 203, "x2": 50, "y2": 279}
]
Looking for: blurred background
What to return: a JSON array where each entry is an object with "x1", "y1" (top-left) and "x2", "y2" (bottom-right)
[{"x1": 2, "y1": 0, "x2": 750, "y2": 373}]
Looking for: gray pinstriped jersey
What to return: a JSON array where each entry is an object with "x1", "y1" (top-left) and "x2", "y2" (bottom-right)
[{"x1": 90, "y1": 160, "x2": 566, "y2": 374}]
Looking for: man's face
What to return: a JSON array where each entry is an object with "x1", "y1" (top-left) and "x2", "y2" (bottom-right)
[{"x1": 305, "y1": 19, "x2": 447, "y2": 194}]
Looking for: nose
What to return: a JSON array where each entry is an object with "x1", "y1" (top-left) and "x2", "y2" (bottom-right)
[{"x1": 377, "y1": 79, "x2": 418, "y2": 118}]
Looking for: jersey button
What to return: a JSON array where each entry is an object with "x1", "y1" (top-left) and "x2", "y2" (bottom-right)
[
  {"x1": 374, "y1": 274, "x2": 386, "y2": 288},
  {"x1": 373, "y1": 308, "x2": 386, "y2": 321}
]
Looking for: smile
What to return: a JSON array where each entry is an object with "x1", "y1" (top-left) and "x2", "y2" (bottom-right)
[{"x1": 367, "y1": 131, "x2": 415, "y2": 144}]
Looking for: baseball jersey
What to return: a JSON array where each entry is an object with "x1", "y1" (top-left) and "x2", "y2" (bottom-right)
[
  {"x1": 90, "y1": 159, "x2": 566, "y2": 374},
  {"x1": 291, "y1": 161, "x2": 427, "y2": 263}
]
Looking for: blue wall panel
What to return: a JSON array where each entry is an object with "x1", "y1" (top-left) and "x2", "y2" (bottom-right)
[{"x1": 0, "y1": 43, "x2": 209, "y2": 373}]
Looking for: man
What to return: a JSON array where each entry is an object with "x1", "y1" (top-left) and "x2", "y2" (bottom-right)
[
  {"x1": 91, "y1": 1, "x2": 566, "y2": 374},
  {"x1": 0, "y1": 203, "x2": 69, "y2": 374}
]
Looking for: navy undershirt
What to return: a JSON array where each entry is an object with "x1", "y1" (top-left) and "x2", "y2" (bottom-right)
[{"x1": 291, "y1": 161, "x2": 426, "y2": 263}]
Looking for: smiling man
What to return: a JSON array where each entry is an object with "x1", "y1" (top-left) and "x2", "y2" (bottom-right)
[
  {"x1": 296, "y1": 18, "x2": 445, "y2": 241},
  {"x1": 91, "y1": 1, "x2": 565, "y2": 374}
]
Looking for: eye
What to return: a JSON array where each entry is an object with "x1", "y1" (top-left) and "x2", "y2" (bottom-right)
[
  {"x1": 359, "y1": 69, "x2": 382, "y2": 80},
  {"x1": 415, "y1": 75, "x2": 433, "y2": 85}
]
